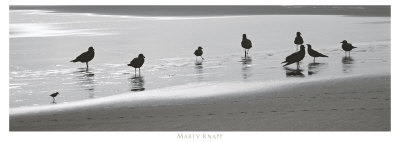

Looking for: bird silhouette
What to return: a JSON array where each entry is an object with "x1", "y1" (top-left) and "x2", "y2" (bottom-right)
[
  {"x1": 127, "y1": 54, "x2": 145, "y2": 76},
  {"x1": 294, "y1": 32, "x2": 304, "y2": 51},
  {"x1": 282, "y1": 45, "x2": 306, "y2": 69},
  {"x1": 306, "y1": 44, "x2": 328, "y2": 63},
  {"x1": 49, "y1": 92, "x2": 59, "y2": 103},
  {"x1": 194, "y1": 46, "x2": 204, "y2": 61},
  {"x1": 71, "y1": 47, "x2": 95, "y2": 69},
  {"x1": 241, "y1": 34, "x2": 252, "y2": 58},
  {"x1": 341, "y1": 40, "x2": 357, "y2": 56}
]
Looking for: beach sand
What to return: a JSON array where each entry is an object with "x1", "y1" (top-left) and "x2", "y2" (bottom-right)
[{"x1": 10, "y1": 74, "x2": 390, "y2": 131}]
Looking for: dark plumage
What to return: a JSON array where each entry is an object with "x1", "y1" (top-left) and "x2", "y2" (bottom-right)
[
  {"x1": 294, "y1": 32, "x2": 304, "y2": 45},
  {"x1": 282, "y1": 45, "x2": 306, "y2": 69},
  {"x1": 294, "y1": 32, "x2": 304, "y2": 50},
  {"x1": 307, "y1": 44, "x2": 328, "y2": 63},
  {"x1": 194, "y1": 46, "x2": 204, "y2": 60},
  {"x1": 71, "y1": 47, "x2": 95, "y2": 69},
  {"x1": 50, "y1": 92, "x2": 59, "y2": 103},
  {"x1": 50, "y1": 92, "x2": 59, "y2": 98},
  {"x1": 241, "y1": 34, "x2": 252, "y2": 57},
  {"x1": 128, "y1": 54, "x2": 145, "y2": 75},
  {"x1": 341, "y1": 40, "x2": 357, "y2": 56}
]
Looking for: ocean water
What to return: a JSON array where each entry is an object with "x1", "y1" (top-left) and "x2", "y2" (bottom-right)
[{"x1": 9, "y1": 9, "x2": 390, "y2": 108}]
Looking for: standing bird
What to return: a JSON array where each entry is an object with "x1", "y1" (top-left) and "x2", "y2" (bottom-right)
[
  {"x1": 50, "y1": 92, "x2": 59, "y2": 103},
  {"x1": 341, "y1": 40, "x2": 357, "y2": 56},
  {"x1": 194, "y1": 46, "x2": 204, "y2": 61},
  {"x1": 294, "y1": 32, "x2": 304, "y2": 51},
  {"x1": 127, "y1": 54, "x2": 145, "y2": 76},
  {"x1": 282, "y1": 45, "x2": 306, "y2": 69},
  {"x1": 307, "y1": 44, "x2": 328, "y2": 63},
  {"x1": 71, "y1": 47, "x2": 95, "y2": 69},
  {"x1": 241, "y1": 34, "x2": 252, "y2": 58}
]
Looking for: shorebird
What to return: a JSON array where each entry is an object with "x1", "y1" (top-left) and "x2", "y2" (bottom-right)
[
  {"x1": 340, "y1": 40, "x2": 357, "y2": 56},
  {"x1": 241, "y1": 34, "x2": 252, "y2": 58},
  {"x1": 50, "y1": 92, "x2": 59, "y2": 103},
  {"x1": 127, "y1": 54, "x2": 145, "y2": 76},
  {"x1": 294, "y1": 32, "x2": 304, "y2": 51},
  {"x1": 71, "y1": 47, "x2": 95, "y2": 69},
  {"x1": 282, "y1": 45, "x2": 306, "y2": 69},
  {"x1": 194, "y1": 46, "x2": 204, "y2": 61},
  {"x1": 306, "y1": 44, "x2": 328, "y2": 63}
]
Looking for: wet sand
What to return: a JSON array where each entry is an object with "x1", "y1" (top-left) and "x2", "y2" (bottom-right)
[
  {"x1": 10, "y1": 74, "x2": 390, "y2": 131},
  {"x1": 10, "y1": 10, "x2": 390, "y2": 107}
]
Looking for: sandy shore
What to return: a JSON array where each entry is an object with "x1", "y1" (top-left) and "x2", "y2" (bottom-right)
[{"x1": 10, "y1": 74, "x2": 390, "y2": 131}]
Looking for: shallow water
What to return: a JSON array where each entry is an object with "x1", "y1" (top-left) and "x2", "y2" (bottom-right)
[{"x1": 9, "y1": 10, "x2": 390, "y2": 108}]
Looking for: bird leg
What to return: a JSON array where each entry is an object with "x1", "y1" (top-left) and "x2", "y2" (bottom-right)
[
  {"x1": 245, "y1": 50, "x2": 247, "y2": 58},
  {"x1": 247, "y1": 49, "x2": 250, "y2": 55},
  {"x1": 135, "y1": 68, "x2": 137, "y2": 75},
  {"x1": 314, "y1": 57, "x2": 315, "y2": 63},
  {"x1": 201, "y1": 56, "x2": 204, "y2": 60},
  {"x1": 139, "y1": 68, "x2": 141, "y2": 76},
  {"x1": 86, "y1": 62, "x2": 89, "y2": 69}
]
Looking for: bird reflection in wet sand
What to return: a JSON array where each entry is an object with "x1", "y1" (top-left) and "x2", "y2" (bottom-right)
[
  {"x1": 241, "y1": 56, "x2": 252, "y2": 79},
  {"x1": 342, "y1": 56, "x2": 354, "y2": 64},
  {"x1": 73, "y1": 68, "x2": 95, "y2": 98},
  {"x1": 129, "y1": 76, "x2": 145, "y2": 91},
  {"x1": 195, "y1": 61, "x2": 204, "y2": 81},
  {"x1": 284, "y1": 67, "x2": 305, "y2": 77},
  {"x1": 342, "y1": 56, "x2": 355, "y2": 73},
  {"x1": 308, "y1": 63, "x2": 327, "y2": 75}
]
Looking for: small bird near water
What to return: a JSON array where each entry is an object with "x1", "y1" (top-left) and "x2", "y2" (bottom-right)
[
  {"x1": 307, "y1": 44, "x2": 328, "y2": 63},
  {"x1": 241, "y1": 34, "x2": 252, "y2": 58},
  {"x1": 50, "y1": 92, "x2": 59, "y2": 103},
  {"x1": 282, "y1": 45, "x2": 306, "y2": 69},
  {"x1": 341, "y1": 40, "x2": 357, "y2": 56},
  {"x1": 194, "y1": 46, "x2": 204, "y2": 61},
  {"x1": 128, "y1": 54, "x2": 145, "y2": 76},
  {"x1": 294, "y1": 32, "x2": 304, "y2": 51},
  {"x1": 71, "y1": 47, "x2": 95, "y2": 69}
]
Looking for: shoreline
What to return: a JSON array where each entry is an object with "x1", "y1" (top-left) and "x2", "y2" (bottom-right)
[
  {"x1": 10, "y1": 73, "x2": 390, "y2": 131},
  {"x1": 9, "y1": 8, "x2": 390, "y2": 108}
]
